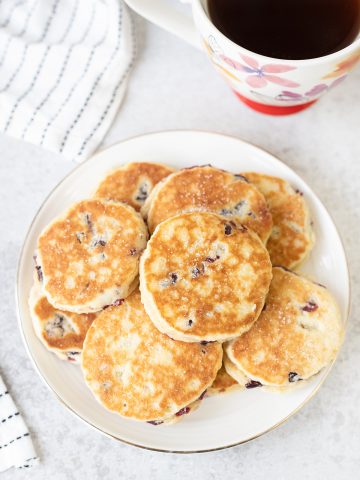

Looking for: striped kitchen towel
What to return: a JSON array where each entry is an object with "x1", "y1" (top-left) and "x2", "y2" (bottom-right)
[
  {"x1": 0, "y1": 0, "x2": 135, "y2": 161},
  {"x1": 0, "y1": 375, "x2": 38, "y2": 471}
]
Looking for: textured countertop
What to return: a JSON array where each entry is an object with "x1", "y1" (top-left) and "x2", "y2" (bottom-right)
[{"x1": 1, "y1": 11, "x2": 359, "y2": 480}]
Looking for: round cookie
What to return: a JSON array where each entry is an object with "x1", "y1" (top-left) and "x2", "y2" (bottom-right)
[
  {"x1": 140, "y1": 211, "x2": 272, "y2": 342},
  {"x1": 141, "y1": 166, "x2": 273, "y2": 242},
  {"x1": 37, "y1": 199, "x2": 148, "y2": 313},
  {"x1": 81, "y1": 290, "x2": 222, "y2": 423},
  {"x1": 225, "y1": 267, "x2": 343, "y2": 387},
  {"x1": 207, "y1": 363, "x2": 239, "y2": 395},
  {"x1": 242, "y1": 172, "x2": 315, "y2": 268},
  {"x1": 94, "y1": 162, "x2": 175, "y2": 212},
  {"x1": 223, "y1": 353, "x2": 249, "y2": 387},
  {"x1": 29, "y1": 278, "x2": 96, "y2": 363}
]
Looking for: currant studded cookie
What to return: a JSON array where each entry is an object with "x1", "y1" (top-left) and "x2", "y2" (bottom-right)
[
  {"x1": 242, "y1": 172, "x2": 315, "y2": 268},
  {"x1": 29, "y1": 277, "x2": 96, "y2": 363},
  {"x1": 140, "y1": 211, "x2": 272, "y2": 342},
  {"x1": 37, "y1": 199, "x2": 148, "y2": 313},
  {"x1": 95, "y1": 162, "x2": 175, "y2": 212},
  {"x1": 207, "y1": 362, "x2": 239, "y2": 395},
  {"x1": 142, "y1": 166, "x2": 272, "y2": 242},
  {"x1": 82, "y1": 290, "x2": 222, "y2": 423},
  {"x1": 225, "y1": 267, "x2": 343, "y2": 387}
]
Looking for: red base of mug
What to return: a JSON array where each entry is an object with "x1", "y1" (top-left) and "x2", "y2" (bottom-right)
[{"x1": 234, "y1": 91, "x2": 317, "y2": 116}]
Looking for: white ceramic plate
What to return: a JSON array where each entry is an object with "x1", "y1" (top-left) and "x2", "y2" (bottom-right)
[{"x1": 17, "y1": 131, "x2": 349, "y2": 453}]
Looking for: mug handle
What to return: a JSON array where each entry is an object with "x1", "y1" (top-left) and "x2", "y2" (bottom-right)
[{"x1": 125, "y1": 0, "x2": 201, "y2": 49}]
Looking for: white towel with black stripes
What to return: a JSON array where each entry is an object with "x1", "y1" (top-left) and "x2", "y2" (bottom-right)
[
  {"x1": 0, "y1": 375, "x2": 39, "y2": 471},
  {"x1": 0, "y1": 0, "x2": 135, "y2": 161}
]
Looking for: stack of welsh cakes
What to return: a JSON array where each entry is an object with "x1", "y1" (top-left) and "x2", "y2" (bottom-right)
[{"x1": 29, "y1": 163, "x2": 343, "y2": 425}]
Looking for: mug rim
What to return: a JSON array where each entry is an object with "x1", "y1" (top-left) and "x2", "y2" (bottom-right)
[{"x1": 194, "y1": 0, "x2": 360, "y2": 65}]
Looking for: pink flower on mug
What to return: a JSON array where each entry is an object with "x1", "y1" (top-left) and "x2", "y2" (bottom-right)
[
  {"x1": 220, "y1": 53, "x2": 300, "y2": 88},
  {"x1": 278, "y1": 76, "x2": 348, "y2": 101}
]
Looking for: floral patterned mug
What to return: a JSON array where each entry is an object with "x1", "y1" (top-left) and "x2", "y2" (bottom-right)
[{"x1": 126, "y1": 0, "x2": 360, "y2": 115}]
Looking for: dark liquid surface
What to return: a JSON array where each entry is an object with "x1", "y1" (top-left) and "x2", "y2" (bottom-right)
[{"x1": 208, "y1": 0, "x2": 360, "y2": 60}]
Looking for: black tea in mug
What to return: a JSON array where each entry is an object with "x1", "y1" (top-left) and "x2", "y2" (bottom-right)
[{"x1": 207, "y1": 0, "x2": 360, "y2": 60}]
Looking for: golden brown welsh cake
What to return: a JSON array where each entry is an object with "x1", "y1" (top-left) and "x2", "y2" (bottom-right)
[
  {"x1": 94, "y1": 162, "x2": 175, "y2": 212},
  {"x1": 141, "y1": 166, "x2": 273, "y2": 242},
  {"x1": 225, "y1": 267, "x2": 343, "y2": 387},
  {"x1": 29, "y1": 278, "x2": 96, "y2": 363},
  {"x1": 242, "y1": 172, "x2": 315, "y2": 268},
  {"x1": 223, "y1": 352, "x2": 250, "y2": 387},
  {"x1": 140, "y1": 211, "x2": 272, "y2": 342},
  {"x1": 37, "y1": 199, "x2": 148, "y2": 313},
  {"x1": 207, "y1": 363, "x2": 239, "y2": 395},
  {"x1": 81, "y1": 290, "x2": 222, "y2": 423}
]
